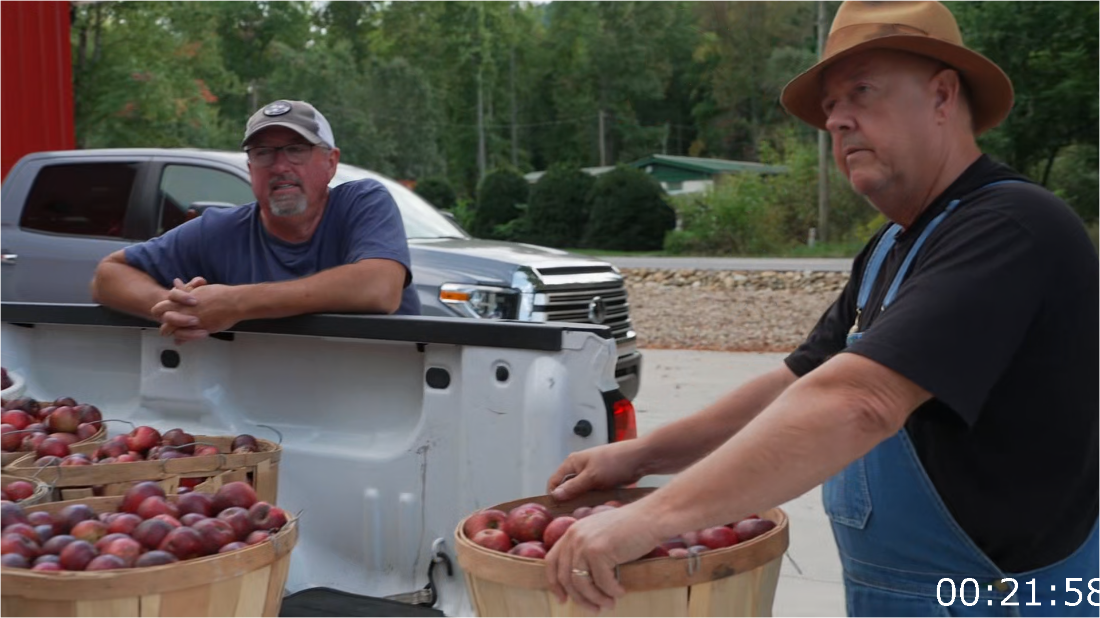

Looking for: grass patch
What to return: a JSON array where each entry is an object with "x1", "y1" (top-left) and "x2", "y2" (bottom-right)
[{"x1": 781, "y1": 239, "x2": 867, "y2": 258}]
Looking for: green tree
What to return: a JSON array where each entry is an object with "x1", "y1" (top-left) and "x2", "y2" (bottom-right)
[
  {"x1": 584, "y1": 166, "x2": 675, "y2": 250},
  {"x1": 526, "y1": 165, "x2": 597, "y2": 248},
  {"x1": 472, "y1": 168, "x2": 529, "y2": 239},
  {"x1": 416, "y1": 177, "x2": 458, "y2": 211}
]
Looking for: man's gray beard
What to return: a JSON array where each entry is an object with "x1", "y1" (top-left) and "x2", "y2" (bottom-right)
[{"x1": 270, "y1": 193, "x2": 307, "y2": 217}]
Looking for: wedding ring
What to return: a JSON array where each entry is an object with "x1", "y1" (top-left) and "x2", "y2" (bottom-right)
[{"x1": 571, "y1": 568, "x2": 591, "y2": 578}]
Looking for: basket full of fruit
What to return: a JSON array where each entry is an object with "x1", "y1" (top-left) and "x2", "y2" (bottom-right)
[
  {"x1": 1, "y1": 474, "x2": 51, "y2": 507},
  {"x1": 0, "y1": 480, "x2": 297, "y2": 617},
  {"x1": 455, "y1": 487, "x2": 788, "y2": 617},
  {"x1": 6, "y1": 426, "x2": 281, "y2": 503},
  {"x1": 1, "y1": 397, "x2": 109, "y2": 467}
]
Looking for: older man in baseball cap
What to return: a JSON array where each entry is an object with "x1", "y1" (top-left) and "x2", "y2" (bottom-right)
[
  {"x1": 93, "y1": 99, "x2": 422, "y2": 340},
  {"x1": 538, "y1": 3, "x2": 1098, "y2": 616}
]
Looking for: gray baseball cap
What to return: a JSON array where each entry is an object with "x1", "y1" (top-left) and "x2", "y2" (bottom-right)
[{"x1": 241, "y1": 100, "x2": 336, "y2": 149}]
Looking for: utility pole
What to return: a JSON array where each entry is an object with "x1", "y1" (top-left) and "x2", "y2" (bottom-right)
[
  {"x1": 598, "y1": 110, "x2": 606, "y2": 166},
  {"x1": 510, "y1": 47, "x2": 518, "y2": 168},
  {"x1": 477, "y1": 64, "x2": 486, "y2": 181},
  {"x1": 816, "y1": 0, "x2": 830, "y2": 243}
]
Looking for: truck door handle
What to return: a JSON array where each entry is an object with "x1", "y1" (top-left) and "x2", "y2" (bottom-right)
[{"x1": 1, "y1": 253, "x2": 16, "y2": 265}]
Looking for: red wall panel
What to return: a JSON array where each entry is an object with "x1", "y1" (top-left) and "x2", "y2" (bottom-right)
[{"x1": 2, "y1": 1, "x2": 75, "y2": 181}]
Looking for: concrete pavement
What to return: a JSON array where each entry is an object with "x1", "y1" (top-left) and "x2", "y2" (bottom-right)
[
  {"x1": 631, "y1": 349, "x2": 846, "y2": 617},
  {"x1": 605, "y1": 256, "x2": 853, "y2": 272}
]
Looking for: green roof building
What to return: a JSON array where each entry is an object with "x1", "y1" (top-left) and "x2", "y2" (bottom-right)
[{"x1": 628, "y1": 154, "x2": 787, "y2": 194}]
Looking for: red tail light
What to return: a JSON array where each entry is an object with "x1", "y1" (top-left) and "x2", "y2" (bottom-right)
[{"x1": 612, "y1": 398, "x2": 637, "y2": 442}]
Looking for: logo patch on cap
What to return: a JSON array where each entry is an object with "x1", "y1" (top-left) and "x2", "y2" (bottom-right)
[{"x1": 263, "y1": 101, "x2": 292, "y2": 116}]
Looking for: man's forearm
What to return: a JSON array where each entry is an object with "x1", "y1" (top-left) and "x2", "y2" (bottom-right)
[
  {"x1": 637, "y1": 366, "x2": 798, "y2": 477},
  {"x1": 90, "y1": 260, "x2": 168, "y2": 321},
  {"x1": 639, "y1": 354, "x2": 923, "y2": 539},
  {"x1": 234, "y1": 260, "x2": 404, "y2": 321}
]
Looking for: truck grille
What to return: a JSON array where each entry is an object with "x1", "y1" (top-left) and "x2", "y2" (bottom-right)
[{"x1": 530, "y1": 266, "x2": 635, "y2": 346}]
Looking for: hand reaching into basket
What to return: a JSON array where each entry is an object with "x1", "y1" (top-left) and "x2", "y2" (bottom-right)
[
  {"x1": 546, "y1": 439, "x2": 649, "y2": 502},
  {"x1": 544, "y1": 500, "x2": 663, "y2": 613}
]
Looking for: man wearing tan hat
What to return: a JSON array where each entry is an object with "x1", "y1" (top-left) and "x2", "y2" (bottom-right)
[
  {"x1": 540, "y1": 2, "x2": 1098, "y2": 615},
  {"x1": 92, "y1": 99, "x2": 422, "y2": 342}
]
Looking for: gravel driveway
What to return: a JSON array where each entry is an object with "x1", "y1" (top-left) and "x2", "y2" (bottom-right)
[{"x1": 623, "y1": 268, "x2": 850, "y2": 353}]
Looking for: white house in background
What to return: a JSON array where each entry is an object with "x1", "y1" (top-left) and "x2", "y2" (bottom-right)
[{"x1": 523, "y1": 155, "x2": 787, "y2": 195}]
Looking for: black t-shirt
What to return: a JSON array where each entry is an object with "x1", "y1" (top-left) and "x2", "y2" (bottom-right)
[{"x1": 786, "y1": 155, "x2": 1099, "y2": 573}]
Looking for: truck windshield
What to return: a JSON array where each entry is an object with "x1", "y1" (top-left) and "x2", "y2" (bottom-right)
[{"x1": 330, "y1": 165, "x2": 469, "y2": 240}]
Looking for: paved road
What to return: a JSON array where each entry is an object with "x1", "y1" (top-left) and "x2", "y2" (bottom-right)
[
  {"x1": 632, "y1": 349, "x2": 845, "y2": 617},
  {"x1": 606, "y1": 256, "x2": 853, "y2": 272}
]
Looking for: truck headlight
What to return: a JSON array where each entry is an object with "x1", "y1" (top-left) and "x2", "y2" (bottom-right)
[{"x1": 439, "y1": 284, "x2": 520, "y2": 320}]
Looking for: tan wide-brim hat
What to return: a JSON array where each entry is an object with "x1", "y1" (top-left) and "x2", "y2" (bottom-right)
[{"x1": 781, "y1": 1, "x2": 1013, "y2": 135}]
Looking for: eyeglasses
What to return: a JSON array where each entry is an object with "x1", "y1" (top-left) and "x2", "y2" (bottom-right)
[{"x1": 245, "y1": 143, "x2": 317, "y2": 167}]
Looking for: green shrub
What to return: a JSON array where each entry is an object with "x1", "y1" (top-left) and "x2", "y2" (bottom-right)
[
  {"x1": 665, "y1": 131, "x2": 877, "y2": 256},
  {"x1": 415, "y1": 177, "x2": 457, "y2": 211},
  {"x1": 471, "y1": 168, "x2": 529, "y2": 239},
  {"x1": 584, "y1": 166, "x2": 676, "y2": 251},
  {"x1": 526, "y1": 165, "x2": 596, "y2": 248},
  {"x1": 1044, "y1": 144, "x2": 1098, "y2": 223}
]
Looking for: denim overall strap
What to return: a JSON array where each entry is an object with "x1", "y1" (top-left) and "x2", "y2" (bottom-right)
[{"x1": 828, "y1": 179, "x2": 1099, "y2": 616}]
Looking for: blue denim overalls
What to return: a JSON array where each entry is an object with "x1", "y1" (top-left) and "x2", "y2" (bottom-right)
[{"x1": 830, "y1": 180, "x2": 1100, "y2": 617}]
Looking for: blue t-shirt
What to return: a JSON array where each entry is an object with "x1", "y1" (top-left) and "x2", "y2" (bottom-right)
[{"x1": 124, "y1": 179, "x2": 422, "y2": 315}]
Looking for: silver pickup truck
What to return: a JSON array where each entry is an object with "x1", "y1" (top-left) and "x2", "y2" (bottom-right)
[{"x1": 0, "y1": 149, "x2": 641, "y2": 399}]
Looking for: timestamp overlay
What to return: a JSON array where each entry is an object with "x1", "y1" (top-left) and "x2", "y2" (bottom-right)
[{"x1": 937, "y1": 577, "x2": 1100, "y2": 608}]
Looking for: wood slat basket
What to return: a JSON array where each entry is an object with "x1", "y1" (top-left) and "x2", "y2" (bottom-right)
[
  {"x1": 1, "y1": 425, "x2": 107, "y2": 468},
  {"x1": 5, "y1": 435, "x2": 280, "y2": 503},
  {"x1": 0, "y1": 494, "x2": 299, "y2": 617},
  {"x1": 455, "y1": 488, "x2": 789, "y2": 617},
  {"x1": 1, "y1": 473, "x2": 52, "y2": 506}
]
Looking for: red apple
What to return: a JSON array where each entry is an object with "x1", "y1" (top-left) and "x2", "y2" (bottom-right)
[
  {"x1": 244, "y1": 530, "x2": 271, "y2": 545},
  {"x1": 160, "y1": 428, "x2": 195, "y2": 455},
  {"x1": 462, "y1": 508, "x2": 507, "y2": 539},
  {"x1": 102, "y1": 536, "x2": 142, "y2": 566},
  {"x1": 1, "y1": 533, "x2": 39, "y2": 560},
  {"x1": 1, "y1": 410, "x2": 33, "y2": 430},
  {"x1": 76, "y1": 404, "x2": 102, "y2": 425},
  {"x1": 503, "y1": 504, "x2": 552, "y2": 543},
  {"x1": 5, "y1": 523, "x2": 40, "y2": 543},
  {"x1": 232, "y1": 434, "x2": 258, "y2": 451},
  {"x1": 86, "y1": 554, "x2": 127, "y2": 571},
  {"x1": 508, "y1": 541, "x2": 547, "y2": 559},
  {"x1": 179, "y1": 477, "x2": 206, "y2": 489},
  {"x1": 732, "y1": 518, "x2": 776, "y2": 542},
  {"x1": 32, "y1": 560, "x2": 62, "y2": 571},
  {"x1": 0, "y1": 424, "x2": 21, "y2": 451},
  {"x1": 126, "y1": 426, "x2": 161, "y2": 453},
  {"x1": 471, "y1": 529, "x2": 513, "y2": 553},
  {"x1": 1, "y1": 501, "x2": 30, "y2": 529},
  {"x1": 218, "y1": 541, "x2": 248, "y2": 553},
  {"x1": 542, "y1": 516, "x2": 576, "y2": 550},
  {"x1": 2, "y1": 553, "x2": 30, "y2": 568},
  {"x1": 27, "y1": 511, "x2": 52, "y2": 527},
  {"x1": 192, "y1": 518, "x2": 237, "y2": 554},
  {"x1": 41, "y1": 534, "x2": 76, "y2": 555},
  {"x1": 121, "y1": 481, "x2": 166, "y2": 514},
  {"x1": 133, "y1": 519, "x2": 174, "y2": 550},
  {"x1": 193, "y1": 445, "x2": 220, "y2": 457},
  {"x1": 70, "y1": 520, "x2": 109, "y2": 544},
  {"x1": 23, "y1": 433, "x2": 49, "y2": 453},
  {"x1": 158, "y1": 450, "x2": 188, "y2": 461},
  {"x1": 138, "y1": 498, "x2": 179, "y2": 521},
  {"x1": 61, "y1": 455, "x2": 93, "y2": 466},
  {"x1": 212, "y1": 481, "x2": 257, "y2": 513},
  {"x1": 153, "y1": 514, "x2": 182, "y2": 528},
  {"x1": 217, "y1": 507, "x2": 254, "y2": 540},
  {"x1": 34, "y1": 555, "x2": 61, "y2": 566},
  {"x1": 34, "y1": 525, "x2": 54, "y2": 543},
  {"x1": 76, "y1": 423, "x2": 100, "y2": 441},
  {"x1": 248, "y1": 502, "x2": 288, "y2": 531},
  {"x1": 158, "y1": 527, "x2": 205, "y2": 559},
  {"x1": 47, "y1": 406, "x2": 81, "y2": 433},
  {"x1": 107, "y1": 513, "x2": 143, "y2": 536},
  {"x1": 53, "y1": 397, "x2": 77, "y2": 408},
  {"x1": 135, "y1": 550, "x2": 179, "y2": 567},
  {"x1": 115, "y1": 453, "x2": 141, "y2": 463},
  {"x1": 59, "y1": 540, "x2": 97, "y2": 571},
  {"x1": 95, "y1": 532, "x2": 131, "y2": 552},
  {"x1": 5, "y1": 480, "x2": 36, "y2": 502},
  {"x1": 698, "y1": 526, "x2": 738, "y2": 550},
  {"x1": 35, "y1": 437, "x2": 70, "y2": 460},
  {"x1": 668, "y1": 547, "x2": 690, "y2": 558},
  {"x1": 180, "y1": 513, "x2": 207, "y2": 527},
  {"x1": 571, "y1": 506, "x2": 593, "y2": 520},
  {"x1": 58, "y1": 504, "x2": 97, "y2": 533},
  {"x1": 96, "y1": 437, "x2": 129, "y2": 460},
  {"x1": 48, "y1": 432, "x2": 79, "y2": 446}
]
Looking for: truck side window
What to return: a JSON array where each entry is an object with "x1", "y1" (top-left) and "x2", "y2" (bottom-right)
[
  {"x1": 20, "y1": 163, "x2": 139, "y2": 239},
  {"x1": 158, "y1": 165, "x2": 254, "y2": 234}
]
